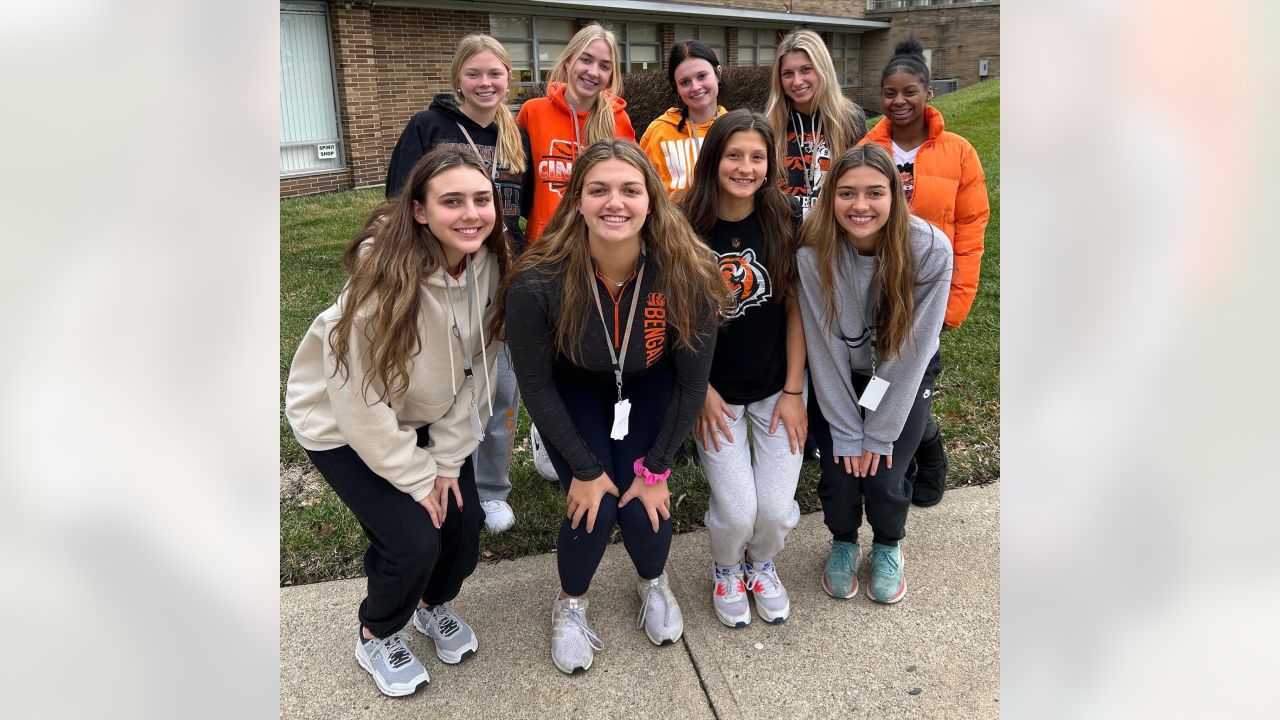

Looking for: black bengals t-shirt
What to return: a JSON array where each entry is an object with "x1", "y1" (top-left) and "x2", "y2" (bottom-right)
[{"x1": 705, "y1": 212, "x2": 788, "y2": 405}]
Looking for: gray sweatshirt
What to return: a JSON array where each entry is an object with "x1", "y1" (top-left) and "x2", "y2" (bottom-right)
[{"x1": 797, "y1": 216, "x2": 953, "y2": 458}]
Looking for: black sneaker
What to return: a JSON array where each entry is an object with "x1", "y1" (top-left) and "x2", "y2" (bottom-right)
[{"x1": 910, "y1": 432, "x2": 947, "y2": 507}]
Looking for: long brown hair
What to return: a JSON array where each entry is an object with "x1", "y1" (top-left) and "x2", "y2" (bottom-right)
[
  {"x1": 330, "y1": 147, "x2": 510, "y2": 399},
  {"x1": 452, "y1": 34, "x2": 526, "y2": 175},
  {"x1": 798, "y1": 144, "x2": 922, "y2": 359},
  {"x1": 492, "y1": 139, "x2": 727, "y2": 362},
  {"x1": 764, "y1": 29, "x2": 868, "y2": 166},
  {"x1": 547, "y1": 23, "x2": 624, "y2": 145},
  {"x1": 681, "y1": 109, "x2": 797, "y2": 302}
]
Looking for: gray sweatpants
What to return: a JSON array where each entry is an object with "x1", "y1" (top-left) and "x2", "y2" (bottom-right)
[
  {"x1": 475, "y1": 342, "x2": 519, "y2": 504},
  {"x1": 696, "y1": 388, "x2": 805, "y2": 566}
]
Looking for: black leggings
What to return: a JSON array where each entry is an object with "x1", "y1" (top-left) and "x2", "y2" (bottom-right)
[
  {"x1": 542, "y1": 367, "x2": 675, "y2": 596},
  {"x1": 306, "y1": 425, "x2": 483, "y2": 638},
  {"x1": 807, "y1": 353, "x2": 939, "y2": 546}
]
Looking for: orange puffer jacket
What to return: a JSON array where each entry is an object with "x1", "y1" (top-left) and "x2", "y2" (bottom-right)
[{"x1": 860, "y1": 106, "x2": 989, "y2": 328}]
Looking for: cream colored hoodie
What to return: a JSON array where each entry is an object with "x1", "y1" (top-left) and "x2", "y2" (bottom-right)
[{"x1": 285, "y1": 246, "x2": 499, "y2": 501}]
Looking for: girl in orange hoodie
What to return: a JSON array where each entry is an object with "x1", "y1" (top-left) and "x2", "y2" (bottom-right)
[
  {"x1": 517, "y1": 23, "x2": 635, "y2": 245},
  {"x1": 858, "y1": 37, "x2": 990, "y2": 507},
  {"x1": 639, "y1": 40, "x2": 728, "y2": 202}
]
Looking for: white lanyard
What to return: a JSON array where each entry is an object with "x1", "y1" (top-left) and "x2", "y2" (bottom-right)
[
  {"x1": 589, "y1": 261, "x2": 645, "y2": 403},
  {"x1": 571, "y1": 110, "x2": 585, "y2": 157},
  {"x1": 789, "y1": 111, "x2": 825, "y2": 195},
  {"x1": 443, "y1": 258, "x2": 486, "y2": 441},
  {"x1": 845, "y1": 248, "x2": 891, "y2": 412}
]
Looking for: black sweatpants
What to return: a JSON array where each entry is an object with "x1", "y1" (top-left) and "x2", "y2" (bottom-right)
[
  {"x1": 305, "y1": 425, "x2": 483, "y2": 638},
  {"x1": 807, "y1": 351, "x2": 940, "y2": 546},
  {"x1": 542, "y1": 367, "x2": 675, "y2": 597}
]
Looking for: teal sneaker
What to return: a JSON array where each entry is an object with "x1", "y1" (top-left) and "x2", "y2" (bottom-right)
[
  {"x1": 822, "y1": 540, "x2": 860, "y2": 599},
  {"x1": 867, "y1": 543, "x2": 907, "y2": 604}
]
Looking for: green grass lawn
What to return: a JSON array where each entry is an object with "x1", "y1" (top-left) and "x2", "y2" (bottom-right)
[{"x1": 280, "y1": 79, "x2": 1000, "y2": 585}]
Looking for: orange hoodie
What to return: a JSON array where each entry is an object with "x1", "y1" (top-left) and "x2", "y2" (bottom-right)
[
  {"x1": 638, "y1": 105, "x2": 726, "y2": 201},
  {"x1": 860, "y1": 106, "x2": 989, "y2": 328},
  {"x1": 516, "y1": 82, "x2": 635, "y2": 244}
]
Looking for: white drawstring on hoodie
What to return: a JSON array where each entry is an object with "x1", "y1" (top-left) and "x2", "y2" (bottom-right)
[{"x1": 442, "y1": 254, "x2": 493, "y2": 441}]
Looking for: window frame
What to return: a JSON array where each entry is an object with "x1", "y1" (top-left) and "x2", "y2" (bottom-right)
[
  {"x1": 736, "y1": 27, "x2": 780, "y2": 67},
  {"x1": 279, "y1": 0, "x2": 345, "y2": 178}
]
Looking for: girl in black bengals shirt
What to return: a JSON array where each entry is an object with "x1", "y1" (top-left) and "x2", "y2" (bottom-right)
[
  {"x1": 492, "y1": 139, "x2": 724, "y2": 675},
  {"x1": 680, "y1": 110, "x2": 808, "y2": 628}
]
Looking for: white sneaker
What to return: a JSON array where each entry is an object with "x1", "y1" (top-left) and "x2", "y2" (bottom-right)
[
  {"x1": 744, "y1": 559, "x2": 791, "y2": 623},
  {"x1": 711, "y1": 561, "x2": 751, "y2": 628},
  {"x1": 529, "y1": 425, "x2": 558, "y2": 481},
  {"x1": 354, "y1": 629, "x2": 429, "y2": 697},
  {"x1": 551, "y1": 594, "x2": 603, "y2": 674},
  {"x1": 636, "y1": 572, "x2": 684, "y2": 645},
  {"x1": 480, "y1": 499, "x2": 516, "y2": 533}
]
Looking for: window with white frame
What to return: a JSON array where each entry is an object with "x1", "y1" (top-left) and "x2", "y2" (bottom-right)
[
  {"x1": 830, "y1": 33, "x2": 862, "y2": 87},
  {"x1": 279, "y1": 1, "x2": 343, "y2": 176},
  {"x1": 672, "y1": 25, "x2": 727, "y2": 66},
  {"x1": 737, "y1": 28, "x2": 779, "y2": 66}
]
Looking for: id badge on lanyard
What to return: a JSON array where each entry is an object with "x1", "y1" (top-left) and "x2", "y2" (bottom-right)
[{"x1": 590, "y1": 262, "x2": 646, "y2": 440}]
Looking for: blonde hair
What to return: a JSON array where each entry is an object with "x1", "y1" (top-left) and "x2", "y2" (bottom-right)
[
  {"x1": 798, "y1": 144, "x2": 926, "y2": 360},
  {"x1": 548, "y1": 23, "x2": 624, "y2": 146},
  {"x1": 492, "y1": 139, "x2": 727, "y2": 361},
  {"x1": 452, "y1": 33, "x2": 526, "y2": 175},
  {"x1": 764, "y1": 29, "x2": 868, "y2": 165}
]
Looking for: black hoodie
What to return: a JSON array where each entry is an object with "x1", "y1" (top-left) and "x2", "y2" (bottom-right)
[{"x1": 385, "y1": 94, "x2": 534, "y2": 253}]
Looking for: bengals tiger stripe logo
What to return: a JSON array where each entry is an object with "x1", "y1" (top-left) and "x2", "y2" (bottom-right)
[{"x1": 719, "y1": 248, "x2": 771, "y2": 319}]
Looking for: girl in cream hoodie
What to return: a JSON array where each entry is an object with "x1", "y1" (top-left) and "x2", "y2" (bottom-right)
[{"x1": 285, "y1": 148, "x2": 508, "y2": 698}]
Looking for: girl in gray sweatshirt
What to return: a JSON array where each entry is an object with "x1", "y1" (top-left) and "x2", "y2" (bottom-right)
[{"x1": 795, "y1": 143, "x2": 952, "y2": 605}]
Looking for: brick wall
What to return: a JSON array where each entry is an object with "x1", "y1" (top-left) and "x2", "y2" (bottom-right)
[
  {"x1": 673, "y1": 0, "x2": 868, "y2": 18},
  {"x1": 371, "y1": 7, "x2": 490, "y2": 163},
  {"x1": 330, "y1": 0, "x2": 385, "y2": 191},
  {"x1": 860, "y1": 4, "x2": 999, "y2": 109},
  {"x1": 280, "y1": 171, "x2": 351, "y2": 197}
]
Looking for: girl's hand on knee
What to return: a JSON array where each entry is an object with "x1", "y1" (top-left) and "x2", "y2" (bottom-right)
[
  {"x1": 567, "y1": 473, "x2": 620, "y2": 533},
  {"x1": 696, "y1": 385, "x2": 735, "y2": 452},
  {"x1": 431, "y1": 475, "x2": 461, "y2": 523},
  {"x1": 769, "y1": 392, "x2": 808, "y2": 454},
  {"x1": 834, "y1": 455, "x2": 856, "y2": 476},
  {"x1": 619, "y1": 480, "x2": 671, "y2": 532},
  {"x1": 418, "y1": 493, "x2": 443, "y2": 529}
]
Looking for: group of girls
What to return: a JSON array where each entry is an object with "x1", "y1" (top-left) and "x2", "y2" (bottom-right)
[{"x1": 284, "y1": 23, "x2": 988, "y2": 697}]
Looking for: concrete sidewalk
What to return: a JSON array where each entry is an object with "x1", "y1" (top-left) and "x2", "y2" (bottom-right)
[{"x1": 281, "y1": 483, "x2": 999, "y2": 719}]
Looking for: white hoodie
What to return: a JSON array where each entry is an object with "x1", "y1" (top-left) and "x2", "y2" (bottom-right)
[{"x1": 285, "y1": 246, "x2": 498, "y2": 501}]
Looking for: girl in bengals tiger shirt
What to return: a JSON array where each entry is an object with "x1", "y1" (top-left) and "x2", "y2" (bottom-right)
[{"x1": 679, "y1": 109, "x2": 808, "y2": 629}]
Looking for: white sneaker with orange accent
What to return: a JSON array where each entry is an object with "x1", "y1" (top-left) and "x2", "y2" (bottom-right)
[
  {"x1": 744, "y1": 559, "x2": 791, "y2": 623},
  {"x1": 711, "y1": 561, "x2": 751, "y2": 628}
]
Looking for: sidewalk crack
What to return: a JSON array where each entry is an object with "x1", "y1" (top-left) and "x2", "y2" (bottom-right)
[{"x1": 680, "y1": 636, "x2": 722, "y2": 720}]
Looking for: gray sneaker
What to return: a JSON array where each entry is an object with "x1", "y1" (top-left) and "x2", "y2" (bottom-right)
[
  {"x1": 551, "y1": 594, "x2": 603, "y2": 674},
  {"x1": 636, "y1": 572, "x2": 684, "y2": 645},
  {"x1": 412, "y1": 603, "x2": 478, "y2": 664},
  {"x1": 354, "y1": 629, "x2": 429, "y2": 697},
  {"x1": 711, "y1": 561, "x2": 751, "y2": 628},
  {"x1": 744, "y1": 559, "x2": 791, "y2": 623}
]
